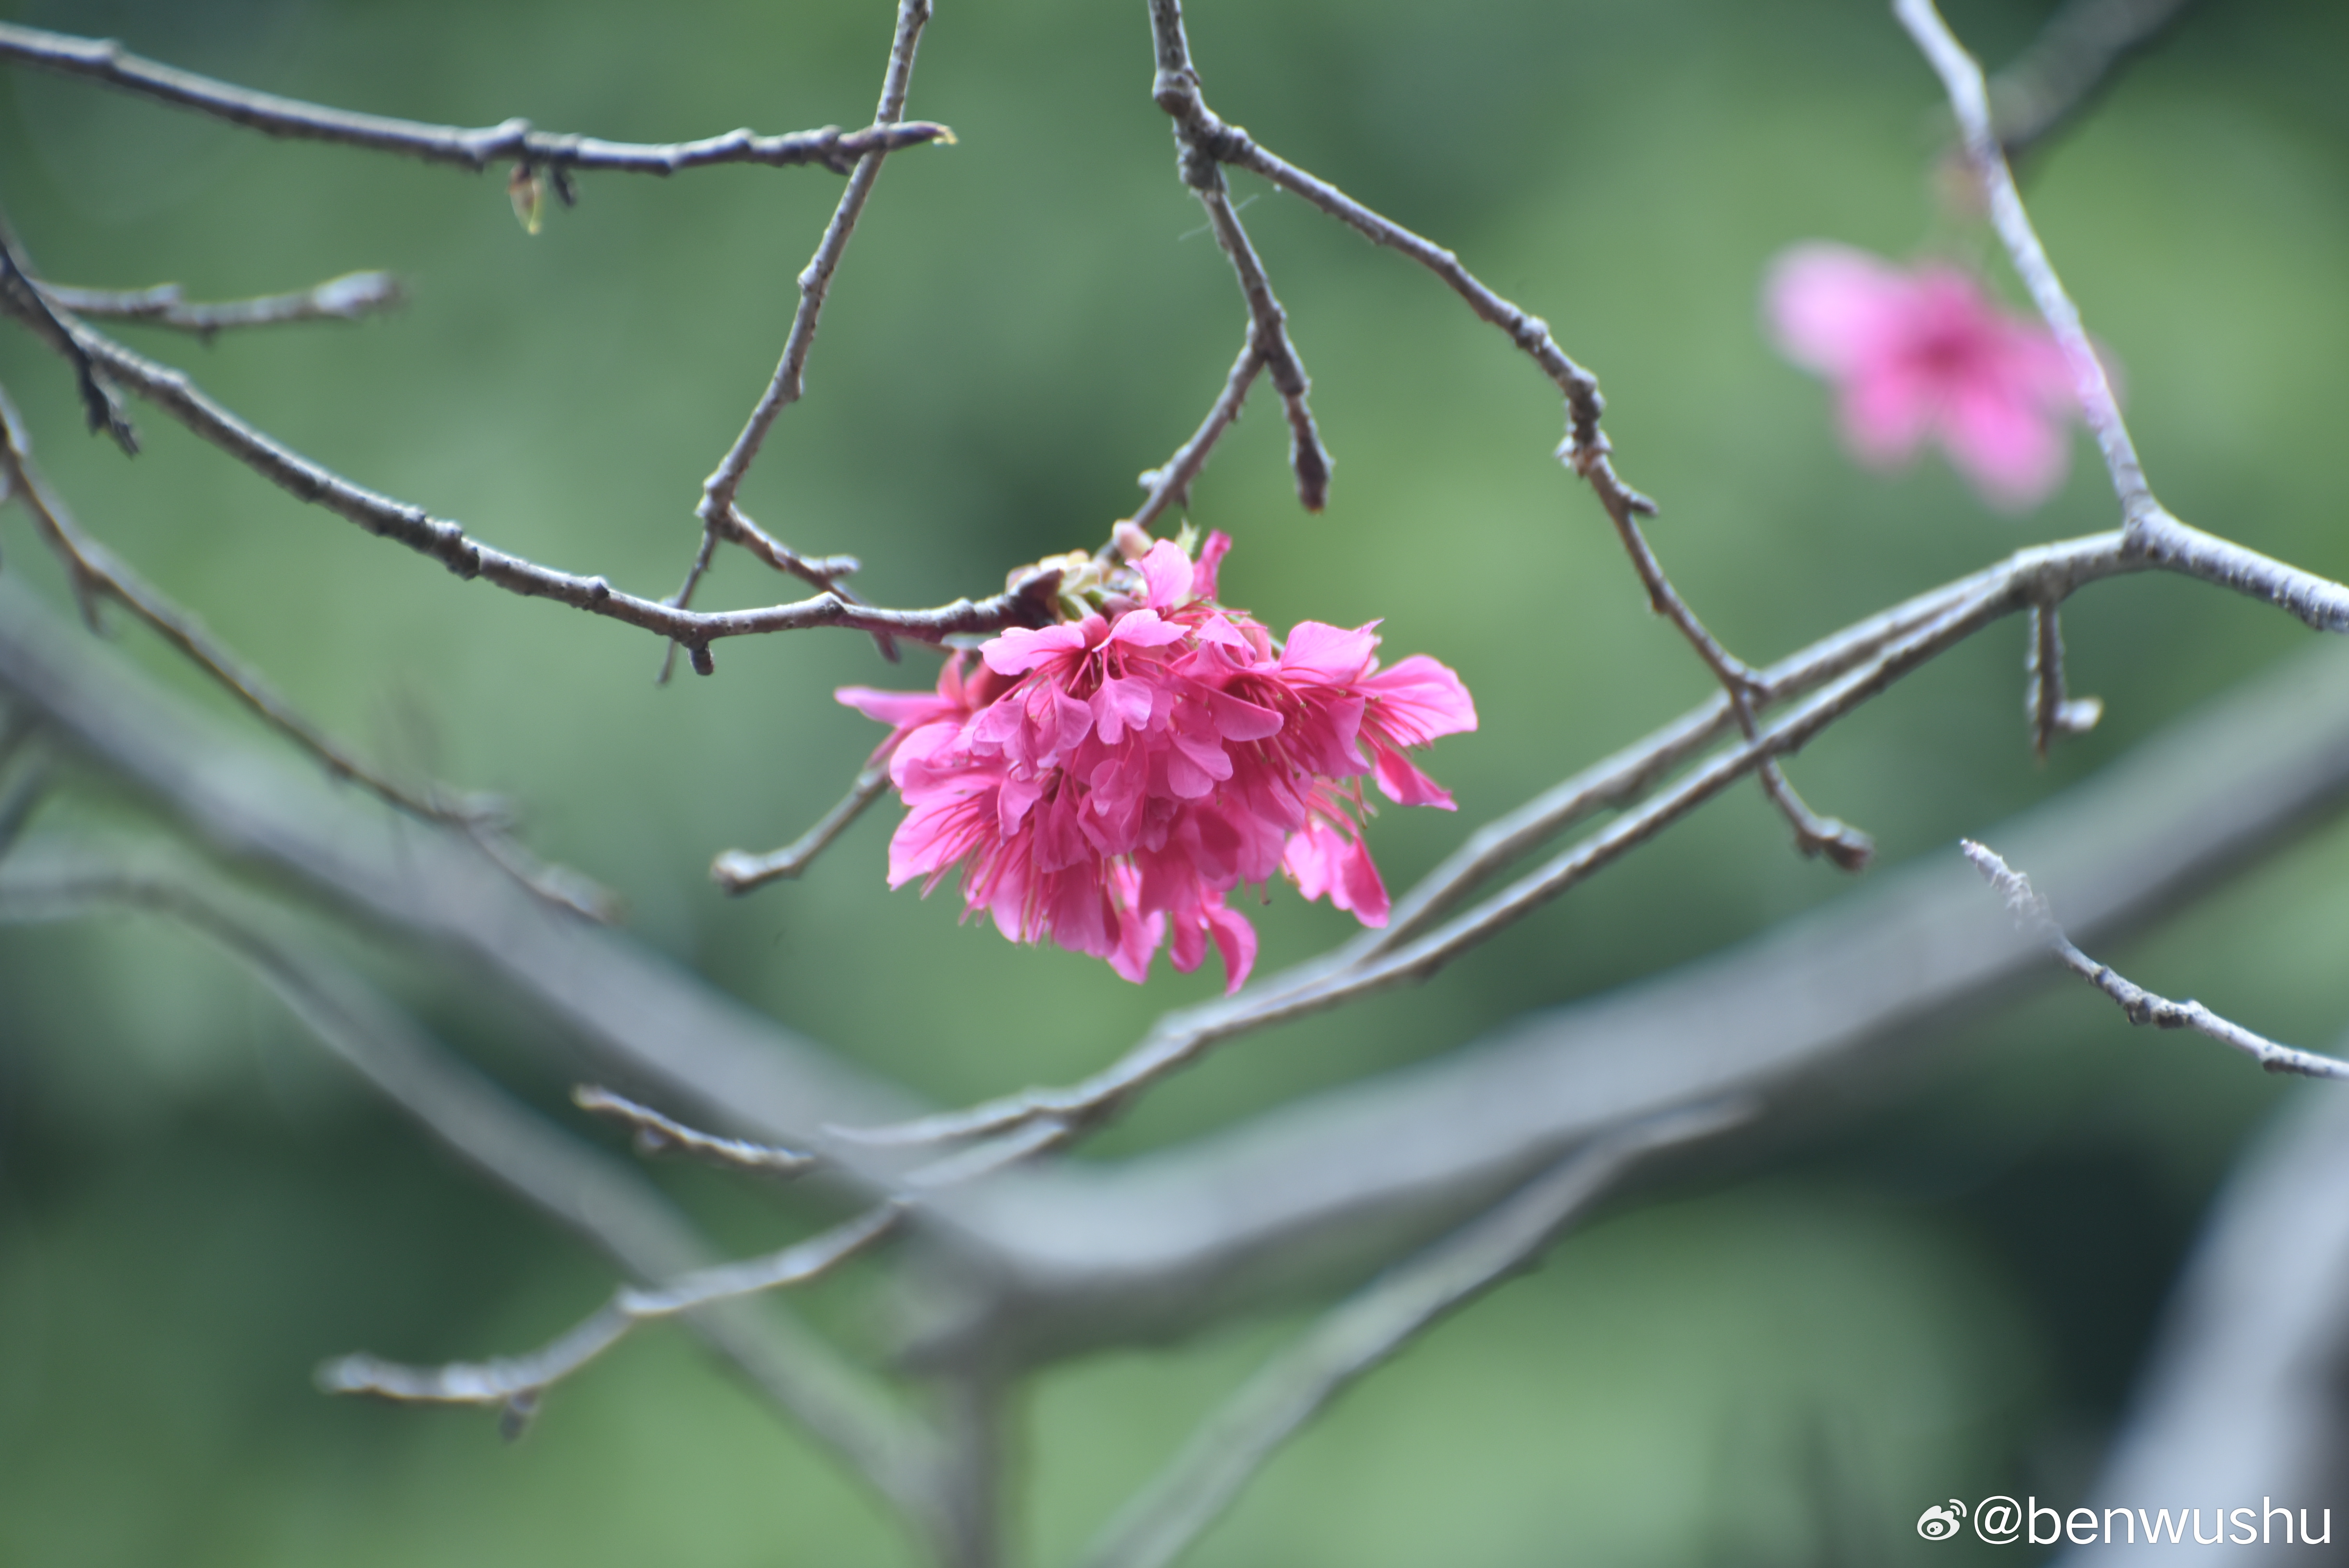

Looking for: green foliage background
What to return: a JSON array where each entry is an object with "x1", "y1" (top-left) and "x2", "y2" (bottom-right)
[{"x1": 1, "y1": 0, "x2": 2346, "y2": 1561}]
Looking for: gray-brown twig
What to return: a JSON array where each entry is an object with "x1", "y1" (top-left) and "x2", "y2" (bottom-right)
[
  {"x1": 0, "y1": 21, "x2": 950, "y2": 178},
  {"x1": 672, "y1": 0, "x2": 939, "y2": 677},
  {"x1": 46, "y1": 315, "x2": 1063, "y2": 656},
  {"x1": 1127, "y1": 339, "x2": 1262, "y2": 536},
  {"x1": 0, "y1": 385, "x2": 617, "y2": 921},
  {"x1": 36, "y1": 271, "x2": 403, "y2": 340},
  {"x1": 573, "y1": 1084, "x2": 818, "y2": 1176},
  {"x1": 319, "y1": 1203, "x2": 905, "y2": 1415},
  {"x1": 1960, "y1": 839, "x2": 2349, "y2": 1080},
  {"x1": 1141, "y1": 0, "x2": 1860, "y2": 866},
  {"x1": 2026, "y1": 600, "x2": 2102, "y2": 761},
  {"x1": 712, "y1": 765, "x2": 892, "y2": 894}
]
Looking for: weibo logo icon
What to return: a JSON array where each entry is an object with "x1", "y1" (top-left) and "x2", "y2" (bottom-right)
[{"x1": 1917, "y1": 1499, "x2": 1967, "y2": 1541}]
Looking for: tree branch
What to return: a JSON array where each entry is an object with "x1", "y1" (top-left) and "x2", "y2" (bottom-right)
[
  {"x1": 1989, "y1": 0, "x2": 2203, "y2": 164},
  {"x1": 1194, "y1": 185, "x2": 1329, "y2": 513},
  {"x1": 0, "y1": 386, "x2": 617, "y2": 920},
  {"x1": 319, "y1": 1203, "x2": 904, "y2": 1415},
  {"x1": 2055, "y1": 1085, "x2": 2349, "y2": 1568},
  {"x1": 573, "y1": 1084, "x2": 820, "y2": 1175},
  {"x1": 1961, "y1": 839, "x2": 2349, "y2": 1079},
  {"x1": 712, "y1": 764, "x2": 892, "y2": 894},
  {"x1": 35, "y1": 271, "x2": 403, "y2": 340},
  {"x1": 0, "y1": 849, "x2": 937, "y2": 1515},
  {"x1": 0, "y1": 21, "x2": 950, "y2": 177},
  {"x1": 1077, "y1": 1105, "x2": 1745, "y2": 1568},
  {"x1": 1126, "y1": 339, "x2": 1263, "y2": 536},
  {"x1": 54, "y1": 319, "x2": 1063, "y2": 656},
  {"x1": 674, "y1": 0, "x2": 937, "y2": 674},
  {"x1": 0, "y1": 218, "x2": 136, "y2": 453}
]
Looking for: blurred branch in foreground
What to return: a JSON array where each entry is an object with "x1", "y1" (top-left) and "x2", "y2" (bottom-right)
[{"x1": 11, "y1": 570, "x2": 2349, "y2": 1368}]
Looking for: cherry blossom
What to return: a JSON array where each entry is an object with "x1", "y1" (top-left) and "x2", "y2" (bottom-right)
[
  {"x1": 837, "y1": 533, "x2": 1476, "y2": 992},
  {"x1": 1766, "y1": 242, "x2": 2090, "y2": 512}
]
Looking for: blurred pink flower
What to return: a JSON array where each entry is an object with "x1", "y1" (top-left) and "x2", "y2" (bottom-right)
[
  {"x1": 1765, "y1": 242, "x2": 2088, "y2": 512},
  {"x1": 837, "y1": 533, "x2": 1476, "y2": 993}
]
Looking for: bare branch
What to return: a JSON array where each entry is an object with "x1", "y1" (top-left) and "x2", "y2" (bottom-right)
[
  {"x1": 712, "y1": 765, "x2": 891, "y2": 894},
  {"x1": 57, "y1": 318, "x2": 1062, "y2": 654},
  {"x1": 0, "y1": 21, "x2": 950, "y2": 178},
  {"x1": 0, "y1": 390, "x2": 616, "y2": 921},
  {"x1": 14, "y1": 551, "x2": 2349, "y2": 1360},
  {"x1": 319, "y1": 1204, "x2": 904, "y2": 1411},
  {"x1": 1990, "y1": 0, "x2": 2202, "y2": 164},
  {"x1": 1899, "y1": 0, "x2": 2349, "y2": 635},
  {"x1": 2058, "y1": 1087, "x2": 2349, "y2": 1564},
  {"x1": 695, "y1": 0, "x2": 936, "y2": 545},
  {"x1": 2026, "y1": 601, "x2": 2102, "y2": 761},
  {"x1": 36, "y1": 271, "x2": 403, "y2": 340},
  {"x1": 1142, "y1": 0, "x2": 1860, "y2": 861},
  {"x1": 1898, "y1": 0, "x2": 2149, "y2": 524},
  {"x1": 0, "y1": 852, "x2": 936, "y2": 1513},
  {"x1": 0, "y1": 220, "x2": 135, "y2": 453},
  {"x1": 1961, "y1": 839, "x2": 2349, "y2": 1080},
  {"x1": 1078, "y1": 1104, "x2": 1747, "y2": 1568},
  {"x1": 1127, "y1": 340, "x2": 1263, "y2": 537},
  {"x1": 1194, "y1": 185, "x2": 1330, "y2": 512},
  {"x1": 573, "y1": 1084, "x2": 818, "y2": 1176}
]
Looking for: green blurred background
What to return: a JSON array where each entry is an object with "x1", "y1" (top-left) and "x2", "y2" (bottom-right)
[{"x1": 2, "y1": 0, "x2": 2346, "y2": 1561}]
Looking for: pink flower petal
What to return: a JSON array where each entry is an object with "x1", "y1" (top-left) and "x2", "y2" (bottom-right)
[
  {"x1": 1137, "y1": 539, "x2": 1194, "y2": 609},
  {"x1": 1371, "y1": 743, "x2": 1456, "y2": 809},
  {"x1": 983, "y1": 618, "x2": 1097, "y2": 675},
  {"x1": 1279, "y1": 620, "x2": 1380, "y2": 686},
  {"x1": 1765, "y1": 244, "x2": 1910, "y2": 375}
]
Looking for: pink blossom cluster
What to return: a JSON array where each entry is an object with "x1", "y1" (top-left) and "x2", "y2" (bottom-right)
[
  {"x1": 838, "y1": 533, "x2": 1476, "y2": 992},
  {"x1": 1766, "y1": 242, "x2": 2089, "y2": 512}
]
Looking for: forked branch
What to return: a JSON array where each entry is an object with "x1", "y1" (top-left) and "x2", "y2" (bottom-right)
[{"x1": 0, "y1": 21, "x2": 950, "y2": 178}]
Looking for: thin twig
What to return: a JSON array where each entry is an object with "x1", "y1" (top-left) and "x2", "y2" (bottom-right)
[
  {"x1": 1144, "y1": 0, "x2": 1857, "y2": 862},
  {"x1": 1896, "y1": 1, "x2": 2349, "y2": 634},
  {"x1": 1078, "y1": 1104, "x2": 1748, "y2": 1568},
  {"x1": 573, "y1": 1084, "x2": 818, "y2": 1175},
  {"x1": 319, "y1": 1203, "x2": 905, "y2": 1411},
  {"x1": 1961, "y1": 840, "x2": 2349, "y2": 1079},
  {"x1": 0, "y1": 389, "x2": 617, "y2": 921},
  {"x1": 0, "y1": 22, "x2": 950, "y2": 177},
  {"x1": 1898, "y1": 0, "x2": 2150, "y2": 525},
  {"x1": 712, "y1": 764, "x2": 891, "y2": 894},
  {"x1": 2026, "y1": 600, "x2": 2102, "y2": 761},
  {"x1": 1990, "y1": 0, "x2": 2203, "y2": 163},
  {"x1": 52, "y1": 317, "x2": 1064, "y2": 654},
  {"x1": 0, "y1": 219, "x2": 135, "y2": 453},
  {"x1": 0, "y1": 853, "x2": 936, "y2": 1513},
  {"x1": 1195, "y1": 186, "x2": 1330, "y2": 511},
  {"x1": 36, "y1": 271, "x2": 403, "y2": 340},
  {"x1": 678, "y1": 0, "x2": 935, "y2": 675},
  {"x1": 1127, "y1": 339, "x2": 1263, "y2": 536}
]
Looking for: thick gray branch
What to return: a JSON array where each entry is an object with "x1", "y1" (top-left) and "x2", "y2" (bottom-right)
[
  {"x1": 1077, "y1": 1105, "x2": 1745, "y2": 1568},
  {"x1": 0, "y1": 850, "x2": 936, "y2": 1515}
]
